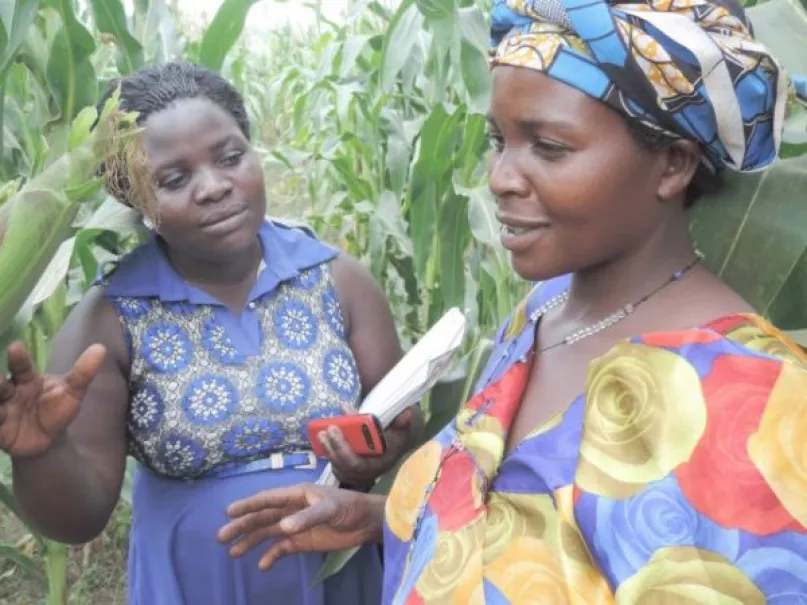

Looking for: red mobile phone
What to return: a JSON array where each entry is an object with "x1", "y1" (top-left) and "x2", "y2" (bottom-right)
[{"x1": 307, "y1": 414, "x2": 387, "y2": 458}]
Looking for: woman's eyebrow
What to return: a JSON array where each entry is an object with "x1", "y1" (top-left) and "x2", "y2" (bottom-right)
[{"x1": 209, "y1": 134, "x2": 241, "y2": 152}]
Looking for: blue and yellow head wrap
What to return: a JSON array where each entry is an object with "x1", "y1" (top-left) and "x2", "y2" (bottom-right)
[{"x1": 490, "y1": 0, "x2": 789, "y2": 173}]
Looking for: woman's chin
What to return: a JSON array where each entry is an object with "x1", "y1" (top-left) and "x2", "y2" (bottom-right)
[
  {"x1": 205, "y1": 225, "x2": 262, "y2": 259},
  {"x1": 509, "y1": 256, "x2": 567, "y2": 283}
]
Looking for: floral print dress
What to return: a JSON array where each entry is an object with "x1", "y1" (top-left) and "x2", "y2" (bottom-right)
[
  {"x1": 102, "y1": 220, "x2": 382, "y2": 605},
  {"x1": 382, "y1": 275, "x2": 807, "y2": 604}
]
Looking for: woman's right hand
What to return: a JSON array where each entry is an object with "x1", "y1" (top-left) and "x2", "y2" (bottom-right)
[
  {"x1": 0, "y1": 342, "x2": 107, "y2": 458},
  {"x1": 218, "y1": 484, "x2": 385, "y2": 571}
]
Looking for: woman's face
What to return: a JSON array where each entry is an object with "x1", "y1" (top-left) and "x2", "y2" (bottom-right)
[
  {"x1": 141, "y1": 97, "x2": 266, "y2": 260},
  {"x1": 488, "y1": 66, "x2": 680, "y2": 282}
]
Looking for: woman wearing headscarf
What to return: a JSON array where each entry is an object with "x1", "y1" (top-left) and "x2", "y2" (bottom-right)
[{"x1": 227, "y1": 0, "x2": 803, "y2": 601}]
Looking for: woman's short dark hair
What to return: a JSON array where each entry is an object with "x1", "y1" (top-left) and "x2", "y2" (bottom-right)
[
  {"x1": 624, "y1": 118, "x2": 723, "y2": 208},
  {"x1": 99, "y1": 61, "x2": 250, "y2": 138},
  {"x1": 97, "y1": 62, "x2": 250, "y2": 209}
]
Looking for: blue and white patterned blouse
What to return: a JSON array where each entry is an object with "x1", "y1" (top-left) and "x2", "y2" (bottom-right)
[{"x1": 100, "y1": 220, "x2": 361, "y2": 479}]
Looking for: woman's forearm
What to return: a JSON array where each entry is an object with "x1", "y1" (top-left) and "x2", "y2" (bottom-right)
[{"x1": 12, "y1": 436, "x2": 122, "y2": 544}]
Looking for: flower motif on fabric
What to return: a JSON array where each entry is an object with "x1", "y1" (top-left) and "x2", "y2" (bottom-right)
[
  {"x1": 577, "y1": 341, "x2": 706, "y2": 499},
  {"x1": 182, "y1": 375, "x2": 238, "y2": 425},
  {"x1": 321, "y1": 288, "x2": 346, "y2": 338},
  {"x1": 323, "y1": 349, "x2": 360, "y2": 399},
  {"x1": 273, "y1": 299, "x2": 318, "y2": 350},
  {"x1": 223, "y1": 418, "x2": 284, "y2": 458},
  {"x1": 129, "y1": 384, "x2": 165, "y2": 433},
  {"x1": 202, "y1": 319, "x2": 245, "y2": 366},
  {"x1": 294, "y1": 265, "x2": 323, "y2": 290},
  {"x1": 157, "y1": 435, "x2": 205, "y2": 476},
  {"x1": 386, "y1": 441, "x2": 443, "y2": 542},
  {"x1": 675, "y1": 354, "x2": 803, "y2": 535},
  {"x1": 111, "y1": 297, "x2": 151, "y2": 320},
  {"x1": 736, "y1": 534, "x2": 807, "y2": 599},
  {"x1": 615, "y1": 547, "x2": 765, "y2": 604},
  {"x1": 141, "y1": 321, "x2": 192, "y2": 374},
  {"x1": 584, "y1": 474, "x2": 740, "y2": 585},
  {"x1": 747, "y1": 361, "x2": 807, "y2": 531},
  {"x1": 257, "y1": 362, "x2": 311, "y2": 411}
]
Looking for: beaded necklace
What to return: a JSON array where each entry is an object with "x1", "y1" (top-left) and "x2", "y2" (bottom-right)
[{"x1": 531, "y1": 250, "x2": 704, "y2": 352}]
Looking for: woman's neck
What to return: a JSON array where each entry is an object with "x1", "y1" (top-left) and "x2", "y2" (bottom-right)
[
  {"x1": 163, "y1": 237, "x2": 263, "y2": 289},
  {"x1": 564, "y1": 218, "x2": 698, "y2": 323}
]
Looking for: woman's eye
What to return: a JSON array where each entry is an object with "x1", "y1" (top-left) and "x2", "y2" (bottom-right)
[
  {"x1": 158, "y1": 174, "x2": 186, "y2": 190},
  {"x1": 532, "y1": 140, "x2": 567, "y2": 158},
  {"x1": 487, "y1": 132, "x2": 505, "y2": 152},
  {"x1": 219, "y1": 151, "x2": 244, "y2": 167}
]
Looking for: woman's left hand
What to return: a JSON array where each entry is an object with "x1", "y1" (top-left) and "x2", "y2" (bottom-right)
[{"x1": 318, "y1": 405, "x2": 419, "y2": 486}]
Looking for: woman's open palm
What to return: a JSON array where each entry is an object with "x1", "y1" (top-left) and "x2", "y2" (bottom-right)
[{"x1": 0, "y1": 342, "x2": 106, "y2": 457}]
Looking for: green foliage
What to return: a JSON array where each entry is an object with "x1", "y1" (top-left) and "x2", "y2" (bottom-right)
[
  {"x1": 195, "y1": 0, "x2": 261, "y2": 72},
  {"x1": 88, "y1": 0, "x2": 144, "y2": 74},
  {"x1": 0, "y1": 0, "x2": 805, "y2": 597}
]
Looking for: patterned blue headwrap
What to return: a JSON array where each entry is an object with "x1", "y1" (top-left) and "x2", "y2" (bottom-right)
[{"x1": 490, "y1": 0, "x2": 790, "y2": 173}]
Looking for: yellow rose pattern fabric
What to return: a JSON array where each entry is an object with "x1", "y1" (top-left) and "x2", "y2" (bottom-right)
[{"x1": 382, "y1": 276, "x2": 807, "y2": 604}]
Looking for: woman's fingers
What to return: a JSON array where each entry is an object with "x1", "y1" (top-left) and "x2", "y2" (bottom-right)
[
  {"x1": 227, "y1": 526, "x2": 279, "y2": 558},
  {"x1": 258, "y1": 538, "x2": 299, "y2": 571},
  {"x1": 218, "y1": 506, "x2": 291, "y2": 544},
  {"x1": 223, "y1": 502, "x2": 329, "y2": 558},
  {"x1": 321, "y1": 427, "x2": 365, "y2": 471},
  {"x1": 222, "y1": 498, "x2": 339, "y2": 563},
  {"x1": 390, "y1": 407, "x2": 414, "y2": 430},
  {"x1": 226, "y1": 486, "x2": 307, "y2": 518},
  {"x1": 277, "y1": 497, "x2": 337, "y2": 535},
  {"x1": 6, "y1": 342, "x2": 36, "y2": 385},
  {"x1": 62, "y1": 345, "x2": 107, "y2": 399}
]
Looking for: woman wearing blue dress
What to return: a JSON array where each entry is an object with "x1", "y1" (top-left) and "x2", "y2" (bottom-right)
[{"x1": 0, "y1": 62, "x2": 414, "y2": 604}]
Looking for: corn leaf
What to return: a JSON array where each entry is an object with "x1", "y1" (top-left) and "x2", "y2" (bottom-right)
[
  {"x1": 748, "y1": 0, "x2": 807, "y2": 75},
  {"x1": 0, "y1": 544, "x2": 44, "y2": 584},
  {"x1": 0, "y1": 186, "x2": 77, "y2": 336},
  {"x1": 0, "y1": 0, "x2": 40, "y2": 76},
  {"x1": 197, "y1": 0, "x2": 261, "y2": 73},
  {"x1": 380, "y1": 0, "x2": 423, "y2": 90},
  {"x1": 0, "y1": 96, "x2": 137, "y2": 336},
  {"x1": 313, "y1": 545, "x2": 361, "y2": 585},
  {"x1": 689, "y1": 154, "x2": 807, "y2": 328},
  {"x1": 408, "y1": 103, "x2": 462, "y2": 277},
  {"x1": 88, "y1": 0, "x2": 144, "y2": 75},
  {"x1": 438, "y1": 189, "x2": 471, "y2": 310},
  {"x1": 139, "y1": 0, "x2": 178, "y2": 64},
  {"x1": 458, "y1": 39, "x2": 490, "y2": 114},
  {"x1": 46, "y1": 0, "x2": 97, "y2": 121}
]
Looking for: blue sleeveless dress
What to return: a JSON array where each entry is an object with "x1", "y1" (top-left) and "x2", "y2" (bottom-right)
[{"x1": 101, "y1": 220, "x2": 382, "y2": 605}]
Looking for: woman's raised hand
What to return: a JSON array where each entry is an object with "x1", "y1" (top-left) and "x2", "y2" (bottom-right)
[{"x1": 0, "y1": 342, "x2": 106, "y2": 458}]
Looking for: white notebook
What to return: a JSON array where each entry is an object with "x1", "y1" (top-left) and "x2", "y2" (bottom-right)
[{"x1": 316, "y1": 307, "x2": 468, "y2": 486}]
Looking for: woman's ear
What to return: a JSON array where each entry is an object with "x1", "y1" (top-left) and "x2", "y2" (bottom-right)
[{"x1": 657, "y1": 140, "x2": 701, "y2": 202}]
